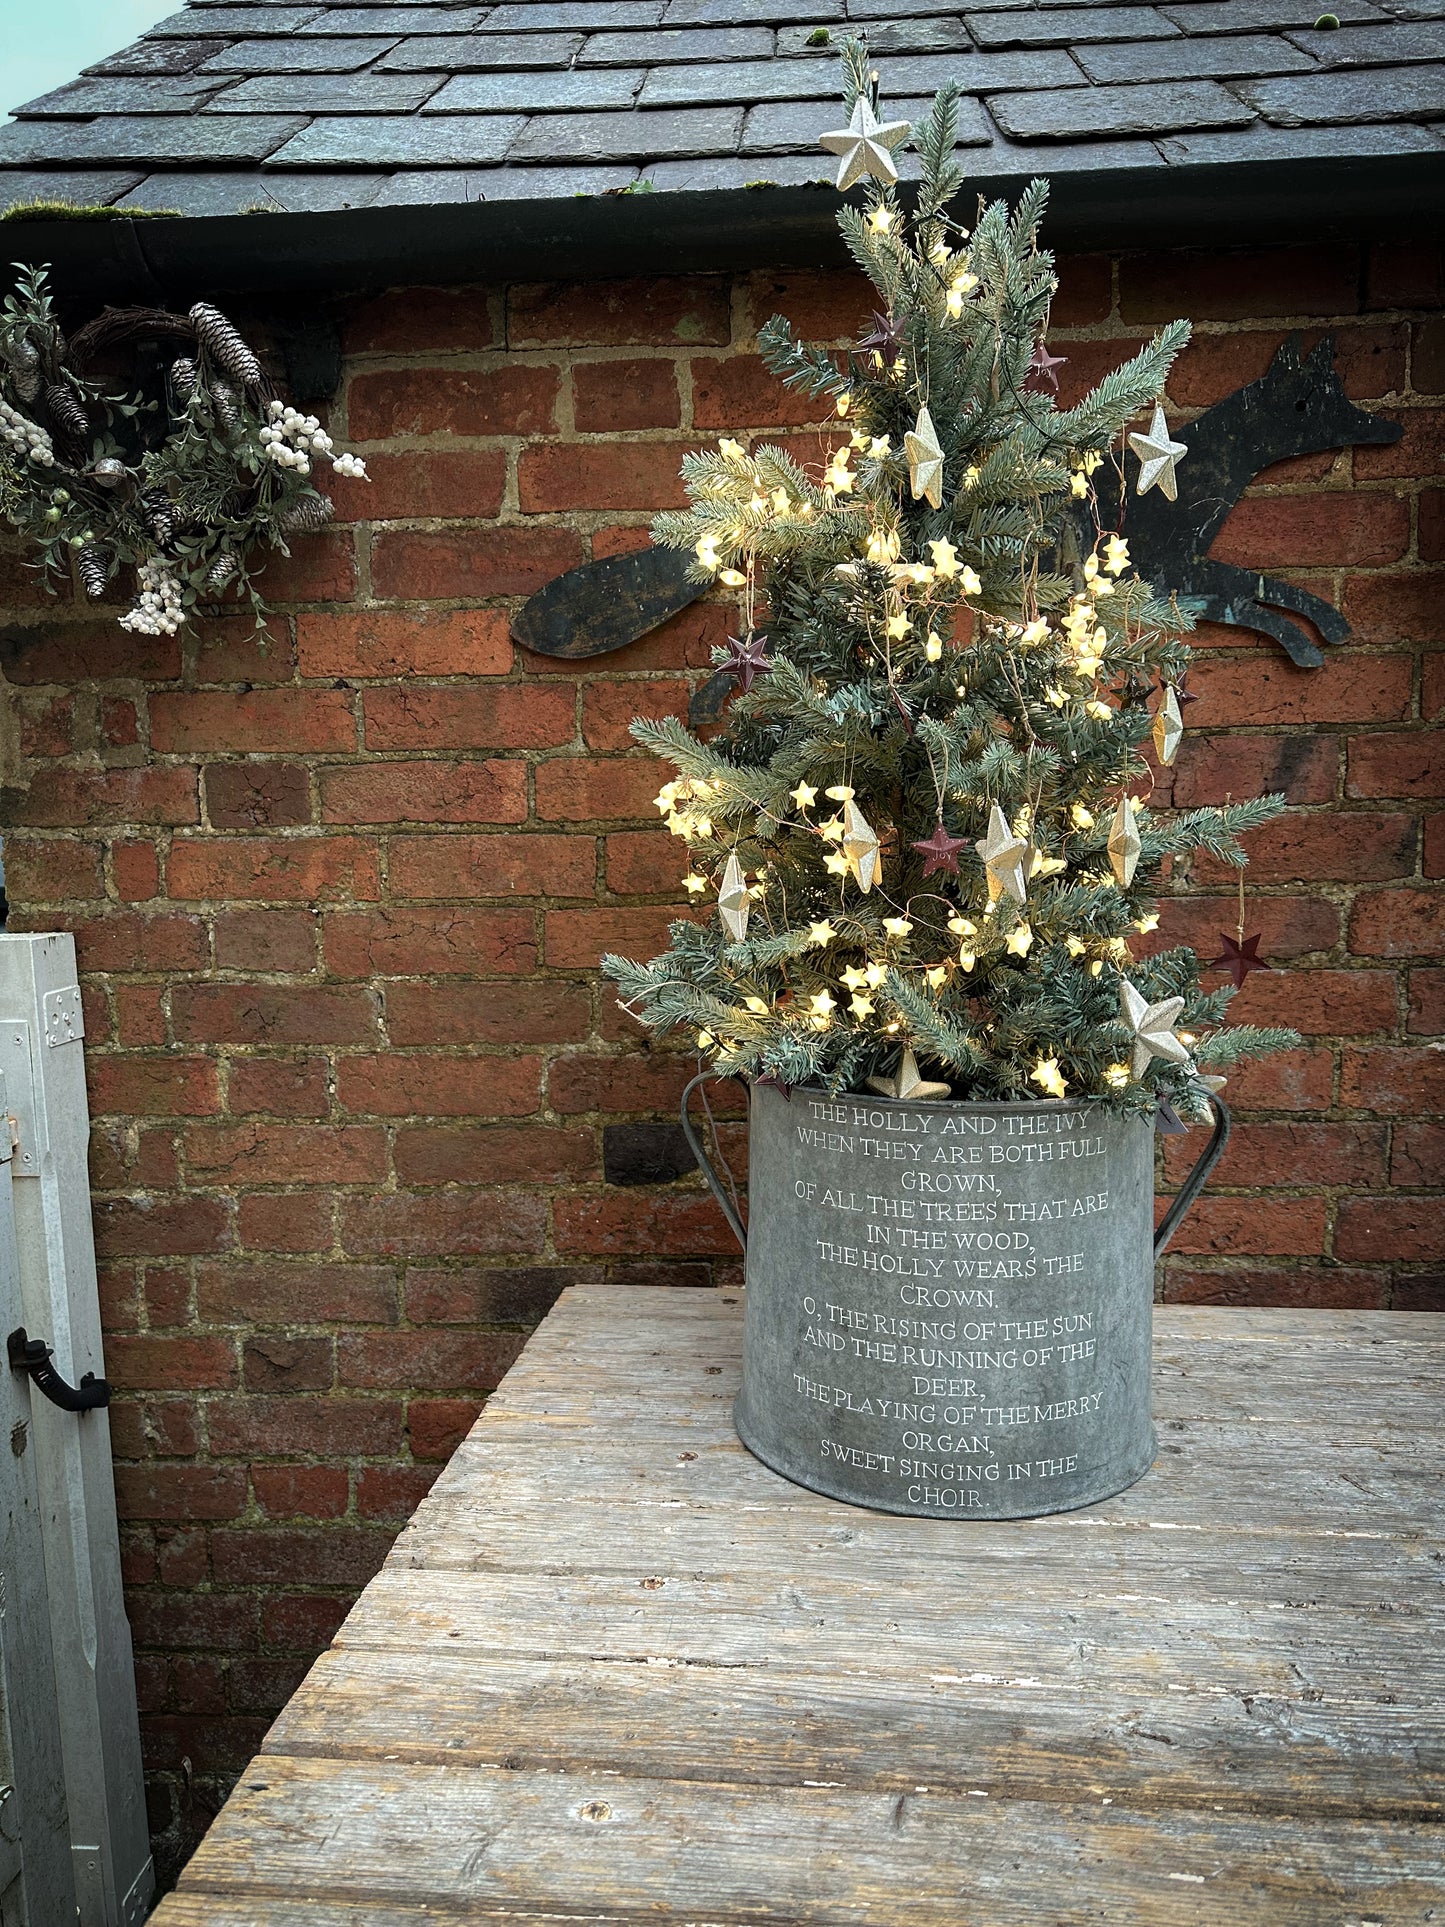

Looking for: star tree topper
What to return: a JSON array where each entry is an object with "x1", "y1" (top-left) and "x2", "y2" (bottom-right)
[
  {"x1": 1120, "y1": 980, "x2": 1192, "y2": 1081},
  {"x1": 976, "y1": 803, "x2": 1030, "y2": 905},
  {"x1": 818, "y1": 95, "x2": 912, "y2": 191},
  {"x1": 904, "y1": 404, "x2": 944, "y2": 509},
  {"x1": 1128, "y1": 403, "x2": 1188, "y2": 501},
  {"x1": 867, "y1": 1048, "x2": 951, "y2": 1102}
]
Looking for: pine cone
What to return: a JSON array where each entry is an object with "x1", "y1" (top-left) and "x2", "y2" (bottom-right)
[
  {"x1": 279, "y1": 492, "x2": 334, "y2": 534},
  {"x1": 204, "y1": 551, "x2": 238, "y2": 594},
  {"x1": 76, "y1": 543, "x2": 110, "y2": 600},
  {"x1": 12, "y1": 370, "x2": 40, "y2": 402},
  {"x1": 189, "y1": 304, "x2": 263, "y2": 390},
  {"x1": 209, "y1": 379, "x2": 240, "y2": 436},
  {"x1": 142, "y1": 492, "x2": 176, "y2": 546},
  {"x1": 45, "y1": 382, "x2": 90, "y2": 444},
  {"x1": 170, "y1": 356, "x2": 198, "y2": 401}
]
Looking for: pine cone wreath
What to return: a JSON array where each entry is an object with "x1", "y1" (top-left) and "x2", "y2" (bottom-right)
[
  {"x1": 76, "y1": 542, "x2": 110, "y2": 599},
  {"x1": 189, "y1": 304, "x2": 263, "y2": 390}
]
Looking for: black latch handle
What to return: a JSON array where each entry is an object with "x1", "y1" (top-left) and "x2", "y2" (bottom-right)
[{"x1": 7, "y1": 1328, "x2": 110, "y2": 1413}]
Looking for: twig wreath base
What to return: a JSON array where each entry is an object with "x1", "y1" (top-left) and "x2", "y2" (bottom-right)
[{"x1": 0, "y1": 265, "x2": 367, "y2": 635}]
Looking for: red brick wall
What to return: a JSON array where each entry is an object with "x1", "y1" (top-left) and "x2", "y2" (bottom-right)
[{"x1": 0, "y1": 240, "x2": 1439, "y2": 1878}]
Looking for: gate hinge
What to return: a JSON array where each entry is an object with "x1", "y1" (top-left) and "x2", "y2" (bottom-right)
[{"x1": 6, "y1": 1329, "x2": 110, "y2": 1413}]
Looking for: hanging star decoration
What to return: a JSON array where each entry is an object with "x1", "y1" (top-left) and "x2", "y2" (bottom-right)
[
  {"x1": 841, "y1": 800, "x2": 882, "y2": 891},
  {"x1": 1108, "y1": 795, "x2": 1141, "y2": 888},
  {"x1": 1174, "y1": 674, "x2": 1200, "y2": 707},
  {"x1": 858, "y1": 309, "x2": 906, "y2": 367},
  {"x1": 818, "y1": 94, "x2": 912, "y2": 191},
  {"x1": 1025, "y1": 342, "x2": 1067, "y2": 393},
  {"x1": 866, "y1": 1047, "x2": 951, "y2": 1102},
  {"x1": 912, "y1": 822, "x2": 969, "y2": 878},
  {"x1": 1128, "y1": 402, "x2": 1188, "y2": 501},
  {"x1": 1152, "y1": 686, "x2": 1184, "y2": 766},
  {"x1": 1154, "y1": 1097, "x2": 1189, "y2": 1135},
  {"x1": 904, "y1": 404, "x2": 944, "y2": 508},
  {"x1": 1210, "y1": 931, "x2": 1273, "y2": 989},
  {"x1": 717, "y1": 851, "x2": 750, "y2": 943},
  {"x1": 1120, "y1": 980, "x2": 1192, "y2": 1080},
  {"x1": 976, "y1": 803, "x2": 1030, "y2": 905},
  {"x1": 721, "y1": 629, "x2": 772, "y2": 692}
]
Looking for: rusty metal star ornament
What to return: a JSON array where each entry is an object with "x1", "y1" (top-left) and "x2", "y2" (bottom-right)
[
  {"x1": 819, "y1": 95, "x2": 912, "y2": 191},
  {"x1": 858, "y1": 310, "x2": 905, "y2": 367},
  {"x1": 841, "y1": 800, "x2": 882, "y2": 892},
  {"x1": 1026, "y1": 342, "x2": 1067, "y2": 393},
  {"x1": 717, "y1": 851, "x2": 750, "y2": 943},
  {"x1": 904, "y1": 403, "x2": 944, "y2": 509},
  {"x1": 1128, "y1": 403, "x2": 1188, "y2": 502},
  {"x1": 1152, "y1": 686, "x2": 1184, "y2": 766},
  {"x1": 867, "y1": 1048, "x2": 951, "y2": 1102},
  {"x1": 976, "y1": 803, "x2": 1030, "y2": 905},
  {"x1": 722, "y1": 629, "x2": 772, "y2": 692},
  {"x1": 1210, "y1": 931, "x2": 1273, "y2": 988},
  {"x1": 1120, "y1": 980, "x2": 1192, "y2": 1081},
  {"x1": 912, "y1": 822, "x2": 969, "y2": 878}
]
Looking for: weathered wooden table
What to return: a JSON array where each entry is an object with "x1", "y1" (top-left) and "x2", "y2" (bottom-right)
[{"x1": 155, "y1": 1285, "x2": 1442, "y2": 1925}]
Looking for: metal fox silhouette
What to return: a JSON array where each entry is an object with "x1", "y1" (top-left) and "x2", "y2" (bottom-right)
[{"x1": 1099, "y1": 334, "x2": 1403, "y2": 669}]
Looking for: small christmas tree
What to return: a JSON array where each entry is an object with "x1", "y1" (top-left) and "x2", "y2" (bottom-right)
[{"x1": 604, "y1": 46, "x2": 1297, "y2": 1119}]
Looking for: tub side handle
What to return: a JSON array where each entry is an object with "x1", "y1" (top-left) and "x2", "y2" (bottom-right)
[
  {"x1": 1154, "y1": 1098, "x2": 1231, "y2": 1257},
  {"x1": 680, "y1": 1072, "x2": 747, "y2": 1254}
]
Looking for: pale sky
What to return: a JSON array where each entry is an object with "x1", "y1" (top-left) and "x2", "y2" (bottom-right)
[{"x1": 3, "y1": 0, "x2": 179, "y2": 120}]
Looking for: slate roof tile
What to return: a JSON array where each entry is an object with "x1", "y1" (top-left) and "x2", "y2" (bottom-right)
[
  {"x1": 425, "y1": 68, "x2": 645, "y2": 109},
  {"x1": 797, "y1": 18, "x2": 970, "y2": 54},
  {"x1": 294, "y1": 6, "x2": 490, "y2": 28},
  {"x1": 1076, "y1": 31, "x2": 1315, "y2": 80},
  {"x1": 265, "y1": 112, "x2": 526, "y2": 163},
  {"x1": 14, "y1": 75, "x2": 229, "y2": 116},
  {"x1": 373, "y1": 161, "x2": 640, "y2": 198},
  {"x1": 0, "y1": 169, "x2": 144, "y2": 214},
  {"x1": 0, "y1": 113, "x2": 309, "y2": 165},
  {"x1": 742, "y1": 91, "x2": 994, "y2": 151},
  {"x1": 377, "y1": 33, "x2": 584, "y2": 68},
  {"x1": 483, "y1": 2, "x2": 665, "y2": 27},
  {"x1": 645, "y1": 149, "x2": 832, "y2": 185},
  {"x1": 118, "y1": 167, "x2": 389, "y2": 210},
  {"x1": 665, "y1": 0, "x2": 832, "y2": 22},
  {"x1": 1160, "y1": 0, "x2": 1384, "y2": 29},
  {"x1": 981, "y1": 132, "x2": 1167, "y2": 167},
  {"x1": 208, "y1": 72, "x2": 446, "y2": 110},
  {"x1": 87, "y1": 38, "x2": 225, "y2": 75},
  {"x1": 1284, "y1": 19, "x2": 1445, "y2": 63},
  {"x1": 579, "y1": 26, "x2": 775, "y2": 63},
  {"x1": 640, "y1": 56, "x2": 839, "y2": 103},
  {"x1": 508, "y1": 102, "x2": 744, "y2": 157},
  {"x1": 146, "y1": 6, "x2": 324, "y2": 34},
  {"x1": 991, "y1": 75, "x2": 1256, "y2": 139},
  {"x1": 1240, "y1": 59, "x2": 1445, "y2": 118},
  {"x1": 198, "y1": 35, "x2": 399, "y2": 68},
  {"x1": 964, "y1": 6, "x2": 1179, "y2": 46},
  {"x1": 879, "y1": 49, "x2": 1088, "y2": 91},
  {"x1": 1156, "y1": 119, "x2": 1443, "y2": 158}
]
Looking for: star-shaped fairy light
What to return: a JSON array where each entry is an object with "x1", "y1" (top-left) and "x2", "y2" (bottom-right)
[
  {"x1": 841, "y1": 800, "x2": 881, "y2": 892},
  {"x1": 1152, "y1": 686, "x2": 1184, "y2": 766},
  {"x1": 976, "y1": 803, "x2": 1030, "y2": 905},
  {"x1": 904, "y1": 404, "x2": 944, "y2": 509},
  {"x1": 1119, "y1": 980, "x2": 1192, "y2": 1081},
  {"x1": 718, "y1": 851, "x2": 750, "y2": 943},
  {"x1": 722, "y1": 630, "x2": 771, "y2": 693},
  {"x1": 912, "y1": 822, "x2": 969, "y2": 878},
  {"x1": 819, "y1": 96, "x2": 912, "y2": 191},
  {"x1": 858, "y1": 310, "x2": 906, "y2": 367},
  {"x1": 866, "y1": 1048, "x2": 951, "y2": 1102},
  {"x1": 1210, "y1": 930, "x2": 1273, "y2": 989},
  {"x1": 1108, "y1": 795, "x2": 1141, "y2": 888},
  {"x1": 1128, "y1": 403, "x2": 1188, "y2": 501},
  {"x1": 1025, "y1": 342, "x2": 1067, "y2": 393}
]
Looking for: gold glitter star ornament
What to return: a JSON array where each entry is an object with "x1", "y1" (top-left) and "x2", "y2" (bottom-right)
[
  {"x1": 1108, "y1": 795, "x2": 1141, "y2": 887},
  {"x1": 867, "y1": 1048, "x2": 951, "y2": 1102},
  {"x1": 1128, "y1": 403, "x2": 1188, "y2": 501},
  {"x1": 818, "y1": 95, "x2": 912, "y2": 191},
  {"x1": 717, "y1": 851, "x2": 750, "y2": 942},
  {"x1": 904, "y1": 404, "x2": 944, "y2": 508},
  {"x1": 1152, "y1": 687, "x2": 1183, "y2": 767},
  {"x1": 976, "y1": 803, "x2": 1030, "y2": 905},
  {"x1": 841, "y1": 800, "x2": 882, "y2": 891},
  {"x1": 1119, "y1": 980, "x2": 1192, "y2": 1081}
]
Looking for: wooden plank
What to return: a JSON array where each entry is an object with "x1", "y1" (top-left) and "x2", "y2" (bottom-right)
[
  {"x1": 156, "y1": 1755, "x2": 1445, "y2": 1926},
  {"x1": 265, "y1": 1645, "x2": 1442, "y2": 1822}
]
